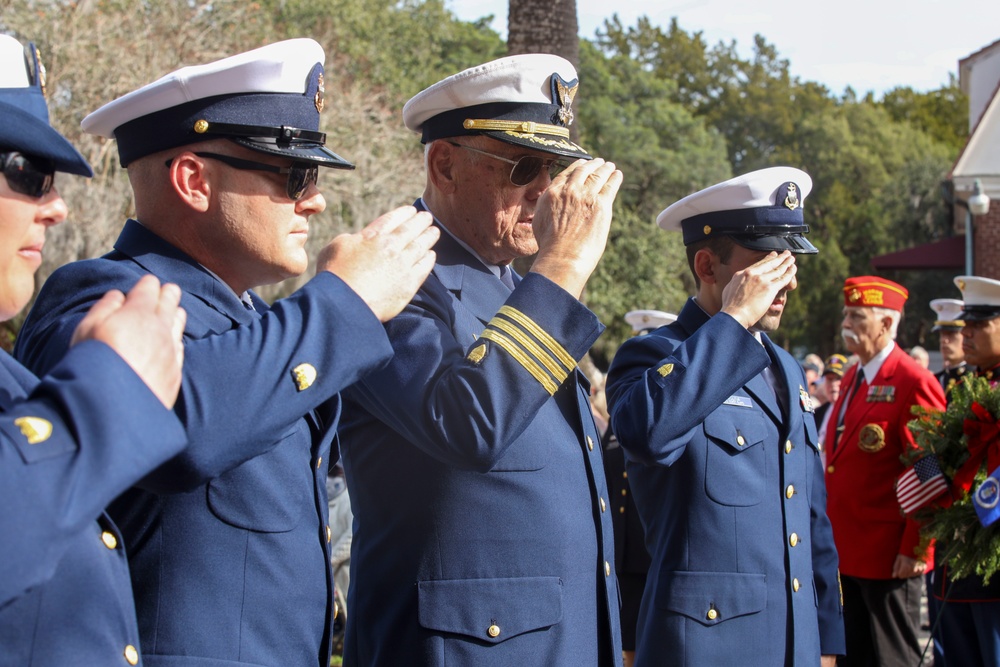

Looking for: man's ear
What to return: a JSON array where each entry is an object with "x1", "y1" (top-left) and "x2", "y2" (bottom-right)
[
  {"x1": 167, "y1": 152, "x2": 212, "y2": 212},
  {"x1": 693, "y1": 248, "x2": 719, "y2": 286},
  {"x1": 426, "y1": 140, "x2": 458, "y2": 195}
]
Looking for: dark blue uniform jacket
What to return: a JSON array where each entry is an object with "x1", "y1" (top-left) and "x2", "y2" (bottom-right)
[
  {"x1": 14, "y1": 220, "x2": 392, "y2": 667},
  {"x1": 339, "y1": 223, "x2": 622, "y2": 666},
  {"x1": 606, "y1": 298, "x2": 845, "y2": 666},
  {"x1": 1, "y1": 343, "x2": 185, "y2": 666}
]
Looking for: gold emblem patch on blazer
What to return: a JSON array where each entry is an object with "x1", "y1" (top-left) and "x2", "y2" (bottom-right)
[
  {"x1": 858, "y1": 424, "x2": 886, "y2": 452},
  {"x1": 467, "y1": 344, "x2": 487, "y2": 364},
  {"x1": 657, "y1": 363, "x2": 675, "y2": 377},
  {"x1": 292, "y1": 363, "x2": 317, "y2": 391},
  {"x1": 14, "y1": 416, "x2": 52, "y2": 444}
]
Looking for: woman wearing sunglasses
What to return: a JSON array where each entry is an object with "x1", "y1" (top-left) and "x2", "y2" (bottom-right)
[{"x1": 0, "y1": 34, "x2": 188, "y2": 665}]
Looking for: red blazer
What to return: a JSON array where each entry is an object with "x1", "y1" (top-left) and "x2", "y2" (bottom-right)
[{"x1": 824, "y1": 344, "x2": 945, "y2": 579}]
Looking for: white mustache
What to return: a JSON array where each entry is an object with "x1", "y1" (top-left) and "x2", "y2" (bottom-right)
[{"x1": 841, "y1": 329, "x2": 860, "y2": 344}]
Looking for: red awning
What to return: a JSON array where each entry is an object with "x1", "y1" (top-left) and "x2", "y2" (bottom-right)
[{"x1": 870, "y1": 236, "x2": 965, "y2": 270}]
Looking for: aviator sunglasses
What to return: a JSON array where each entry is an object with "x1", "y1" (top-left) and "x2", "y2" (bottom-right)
[
  {"x1": 1, "y1": 152, "x2": 56, "y2": 198},
  {"x1": 446, "y1": 141, "x2": 571, "y2": 187},
  {"x1": 166, "y1": 152, "x2": 319, "y2": 200}
]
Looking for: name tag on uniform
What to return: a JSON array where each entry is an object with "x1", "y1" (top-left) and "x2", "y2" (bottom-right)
[
  {"x1": 867, "y1": 385, "x2": 895, "y2": 403},
  {"x1": 723, "y1": 395, "x2": 753, "y2": 408}
]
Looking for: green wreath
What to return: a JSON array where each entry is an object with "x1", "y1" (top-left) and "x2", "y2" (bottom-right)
[{"x1": 906, "y1": 374, "x2": 1000, "y2": 583}]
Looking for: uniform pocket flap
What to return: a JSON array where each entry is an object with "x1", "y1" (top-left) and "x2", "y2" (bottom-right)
[
  {"x1": 703, "y1": 411, "x2": 766, "y2": 453},
  {"x1": 655, "y1": 571, "x2": 766, "y2": 626},
  {"x1": 417, "y1": 576, "x2": 563, "y2": 643}
]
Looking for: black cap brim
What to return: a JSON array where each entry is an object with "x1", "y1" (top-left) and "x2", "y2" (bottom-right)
[
  {"x1": 231, "y1": 137, "x2": 354, "y2": 169},
  {"x1": 731, "y1": 233, "x2": 818, "y2": 255},
  {"x1": 959, "y1": 306, "x2": 1000, "y2": 322}
]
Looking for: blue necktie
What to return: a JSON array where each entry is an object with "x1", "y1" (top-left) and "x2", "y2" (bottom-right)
[{"x1": 499, "y1": 265, "x2": 515, "y2": 291}]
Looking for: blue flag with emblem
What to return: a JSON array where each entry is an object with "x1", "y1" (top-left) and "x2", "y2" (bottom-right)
[{"x1": 974, "y1": 466, "x2": 1000, "y2": 527}]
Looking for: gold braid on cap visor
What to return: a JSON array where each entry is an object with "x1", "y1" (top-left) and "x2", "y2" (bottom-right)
[{"x1": 462, "y1": 118, "x2": 570, "y2": 138}]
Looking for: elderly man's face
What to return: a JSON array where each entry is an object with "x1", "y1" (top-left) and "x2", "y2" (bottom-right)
[
  {"x1": 962, "y1": 317, "x2": 1000, "y2": 371},
  {"x1": 841, "y1": 306, "x2": 890, "y2": 357},
  {"x1": 444, "y1": 137, "x2": 558, "y2": 266},
  {"x1": 0, "y1": 165, "x2": 68, "y2": 321}
]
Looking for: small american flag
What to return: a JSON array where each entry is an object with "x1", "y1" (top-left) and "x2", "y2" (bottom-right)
[{"x1": 896, "y1": 456, "x2": 949, "y2": 514}]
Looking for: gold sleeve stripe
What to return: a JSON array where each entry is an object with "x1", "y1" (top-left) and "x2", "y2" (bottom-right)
[
  {"x1": 480, "y1": 329, "x2": 559, "y2": 395},
  {"x1": 498, "y1": 306, "x2": 576, "y2": 371},
  {"x1": 488, "y1": 317, "x2": 568, "y2": 385}
]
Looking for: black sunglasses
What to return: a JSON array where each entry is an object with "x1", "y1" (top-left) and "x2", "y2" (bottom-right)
[
  {"x1": 1, "y1": 152, "x2": 56, "y2": 199},
  {"x1": 445, "y1": 141, "x2": 571, "y2": 187},
  {"x1": 165, "y1": 152, "x2": 319, "y2": 200}
]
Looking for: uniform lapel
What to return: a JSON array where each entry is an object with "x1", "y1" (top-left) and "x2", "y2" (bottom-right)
[
  {"x1": 426, "y1": 224, "x2": 510, "y2": 325},
  {"x1": 744, "y1": 369, "x2": 783, "y2": 424}
]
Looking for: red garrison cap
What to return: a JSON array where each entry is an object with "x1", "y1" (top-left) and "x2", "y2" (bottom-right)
[{"x1": 843, "y1": 276, "x2": 908, "y2": 312}]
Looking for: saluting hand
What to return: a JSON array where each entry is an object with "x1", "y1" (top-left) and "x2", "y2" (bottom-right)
[
  {"x1": 71, "y1": 274, "x2": 187, "y2": 409},
  {"x1": 530, "y1": 158, "x2": 623, "y2": 299},
  {"x1": 317, "y1": 205, "x2": 439, "y2": 322},
  {"x1": 720, "y1": 251, "x2": 797, "y2": 329}
]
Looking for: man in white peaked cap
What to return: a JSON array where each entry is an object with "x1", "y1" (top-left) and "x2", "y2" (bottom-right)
[
  {"x1": 337, "y1": 54, "x2": 624, "y2": 666},
  {"x1": 0, "y1": 34, "x2": 187, "y2": 665},
  {"x1": 625, "y1": 309, "x2": 677, "y2": 335},
  {"x1": 607, "y1": 167, "x2": 845, "y2": 665},
  {"x1": 14, "y1": 39, "x2": 439, "y2": 666},
  {"x1": 930, "y1": 297, "x2": 967, "y2": 395}
]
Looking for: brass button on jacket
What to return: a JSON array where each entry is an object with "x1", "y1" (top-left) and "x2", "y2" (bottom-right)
[
  {"x1": 488, "y1": 624, "x2": 501, "y2": 638},
  {"x1": 101, "y1": 531, "x2": 118, "y2": 550},
  {"x1": 707, "y1": 608, "x2": 718, "y2": 621},
  {"x1": 124, "y1": 645, "x2": 139, "y2": 665}
]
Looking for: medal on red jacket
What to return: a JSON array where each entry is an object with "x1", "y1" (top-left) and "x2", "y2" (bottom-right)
[{"x1": 858, "y1": 424, "x2": 886, "y2": 452}]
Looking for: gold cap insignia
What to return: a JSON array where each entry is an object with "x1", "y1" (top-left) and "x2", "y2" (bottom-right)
[
  {"x1": 862, "y1": 288, "x2": 884, "y2": 306},
  {"x1": 193, "y1": 119, "x2": 210, "y2": 134},
  {"x1": 957, "y1": 279, "x2": 966, "y2": 291},
  {"x1": 703, "y1": 225, "x2": 712, "y2": 236},
  {"x1": 555, "y1": 76, "x2": 578, "y2": 126},
  {"x1": 292, "y1": 363, "x2": 317, "y2": 391},
  {"x1": 657, "y1": 363, "x2": 675, "y2": 377},
  {"x1": 858, "y1": 423, "x2": 886, "y2": 452},
  {"x1": 467, "y1": 343, "x2": 487, "y2": 364},
  {"x1": 784, "y1": 183, "x2": 800, "y2": 210},
  {"x1": 14, "y1": 416, "x2": 53, "y2": 444},
  {"x1": 315, "y1": 73, "x2": 325, "y2": 113},
  {"x1": 848, "y1": 288, "x2": 861, "y2": 303}
]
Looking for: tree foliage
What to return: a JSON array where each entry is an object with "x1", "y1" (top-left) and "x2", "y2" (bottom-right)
[{"x1": 0, "y1": 3, "x2": 969, "y2": 362}]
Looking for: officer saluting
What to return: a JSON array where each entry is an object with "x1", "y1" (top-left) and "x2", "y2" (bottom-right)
[
  {"x1": 607, "y1": 168, "x2": 844, "y2": 666},
  {"x1": 14, "y1": 39, "x2": 437, "y2": 666}
]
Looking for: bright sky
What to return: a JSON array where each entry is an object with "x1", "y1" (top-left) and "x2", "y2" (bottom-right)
[{"x1": 446, "y1": 0, "x2": 1000, "y2": 97}]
